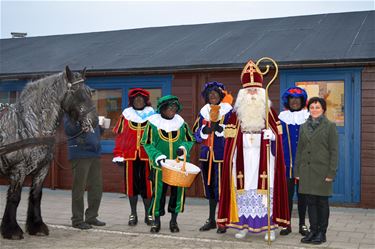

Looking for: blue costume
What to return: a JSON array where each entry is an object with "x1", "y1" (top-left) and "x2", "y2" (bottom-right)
[
  {"x1": 279, "y1": 110, "x2": 309, "y2": 179},
  {"x1": 278, "y1": 87, "x2": 309, "y2": 236},
  {"x1": 192, "y1": 81, "x2": 232, "y2": 232},
  {"x1": 194, "y1": 101, "x2": 232, "y2": 200}
]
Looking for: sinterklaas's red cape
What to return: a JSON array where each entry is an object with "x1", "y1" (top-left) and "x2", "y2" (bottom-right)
[{"x1": 217, "y1": 108, "x2": 290, "y2": 228}]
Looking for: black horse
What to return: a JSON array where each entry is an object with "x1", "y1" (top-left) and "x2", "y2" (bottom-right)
[{"x1": 0, "y1": 66, "x2": 98, "y2": 239}]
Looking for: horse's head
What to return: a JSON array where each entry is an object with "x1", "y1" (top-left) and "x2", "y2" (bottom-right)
[{"x1": 61, "y1": 66, "x2": 98, "y2": 132}]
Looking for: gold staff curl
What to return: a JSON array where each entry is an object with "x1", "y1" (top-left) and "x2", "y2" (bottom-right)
[{"x1": 256, "y1": 57, "x2": 278, "y2": 245}]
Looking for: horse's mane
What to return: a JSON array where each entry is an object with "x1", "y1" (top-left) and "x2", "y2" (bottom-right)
[
  {"x1": 18, "y1": 73, "x2": 66, "y2": 109},
  {"x1": 13, "y1": 72, "x2": 70, "y2": 137}
]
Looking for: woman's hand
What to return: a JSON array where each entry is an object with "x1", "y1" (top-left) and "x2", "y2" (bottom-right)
[
  {"x1": 325, "y1": 177, "x2": 333, "y2": 182},
  {"x1": 295, "y1": 177, "x2": 300, "y2": 180}
]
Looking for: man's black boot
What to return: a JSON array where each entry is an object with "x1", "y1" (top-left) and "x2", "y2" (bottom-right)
[
  {"x1": 170, "y1": 213, "x2": 179, "y2": 233},
  {"x1": 299, "y1": 224, "x2": 309, "y2": 236},
  {"x1": 199, "y1": 219, "x2": 216, "y2": 231},
  {"x1": 311, "y1": 232, "x2": 325, "y2": 244},
  {"x1": 301, "y1": 231, "x2": 316, "y2": 244},
  {"x1": 150, "y1": 216, "x2": 160, "y2": 233},
  {"x1": 128, "y1": 196, "x2": 138, "y2": 226},
  {"x1": 280, "y1": 226, "x2": 292, "y2": 236}
]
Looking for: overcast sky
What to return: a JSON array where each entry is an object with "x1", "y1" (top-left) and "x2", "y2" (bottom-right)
[{"x1": 1, "y1": 0, "x2": 374, "y2": 39}]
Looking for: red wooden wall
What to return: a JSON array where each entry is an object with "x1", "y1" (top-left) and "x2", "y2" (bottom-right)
[{"x1": 361, "y1": 66, "x2": 375, "y2": 208}]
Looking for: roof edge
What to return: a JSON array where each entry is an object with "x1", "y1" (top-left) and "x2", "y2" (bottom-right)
[{"x1": 1, "y1": 59, "x2": 375, "y2": 80}]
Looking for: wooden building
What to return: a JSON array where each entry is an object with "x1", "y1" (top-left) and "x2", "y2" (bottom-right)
[{"x1": 1, "y1": 11, "x2": 374, "y2": 207}]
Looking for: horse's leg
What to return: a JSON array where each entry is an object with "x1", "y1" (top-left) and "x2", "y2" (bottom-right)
[
  {"x1": 1, "y1": 177, "x2": 25, "y2": 240},
  {"x1": 26, "y1": 165, "x2": 49, "y2": 236}
]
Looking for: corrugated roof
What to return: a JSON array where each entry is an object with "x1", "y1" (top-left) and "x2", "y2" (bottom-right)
[{"x1": 1, "y1": 10, "x2": 374, "y2": 75}]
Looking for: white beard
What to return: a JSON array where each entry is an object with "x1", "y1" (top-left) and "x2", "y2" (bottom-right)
[{"x1": 234, "y1": 88, "x2": 271, "y2": 132}]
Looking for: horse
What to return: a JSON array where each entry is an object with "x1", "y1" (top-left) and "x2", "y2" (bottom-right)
[{"x1": 0, "y1": 66, "x2": 98, "y2": 240}]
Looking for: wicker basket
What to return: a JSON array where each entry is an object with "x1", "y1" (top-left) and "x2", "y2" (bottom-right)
[{"x1": 161, "y1": 154, "x2": 200, "y2": 188}]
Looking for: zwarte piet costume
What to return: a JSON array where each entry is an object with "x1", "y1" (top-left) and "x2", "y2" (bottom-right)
[
  {"x1": 112, "y1": 88, "x2": 155, "y2": 226},
  {"x1": 278, "y1": 86, "x2": 309, "y2": 236},
  {"x1": 192, "y1": 81, "x2": 232, "y2": 232},
  {"x1": 141, "y1": 95, "x2": 195, "y2": 233}
]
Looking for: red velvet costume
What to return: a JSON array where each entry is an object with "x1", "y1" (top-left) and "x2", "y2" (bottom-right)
[
  {"x1": 217, "y1": 110, "x2": 290, "y2": 228},
  {"x1": 112, "y1": 89, "x2": 155, "y2": 199},
  {"x1": 113, "y1": 116, "x2": 150, "y2": 161}
]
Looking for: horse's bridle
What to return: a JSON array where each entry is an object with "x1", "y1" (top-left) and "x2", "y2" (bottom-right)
[
  {"x1": 61, "y1": 78, "x2": 86, "y2": 113},
  {"x1": 62, "y1": 77, "x2": 97, "y2": 133},
  {"x1": 67, "y1": 79, "x2": 84, "y2": 90}
]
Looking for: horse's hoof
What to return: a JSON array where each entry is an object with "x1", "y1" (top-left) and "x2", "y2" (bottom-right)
[
  {"x1": 11, "y1": 233, "x2": 24, "y2": 240},
  {"x1": 27, "y1": 222, "x2": 49, "y2": 236},
  {"x1": 1, "y1": 225, "x2": 24, "y2": 240}
]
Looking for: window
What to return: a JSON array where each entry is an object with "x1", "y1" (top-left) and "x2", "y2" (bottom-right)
[
  {"x1": 92, "y1": 88, "x2": 163, "y2": 140},
  {"x1": 296, "y1": 81, "x2": 344, "y2": 126},
  {"x1": 92, "y1": 89, "x2": 122, "y2": 140},
  {"x1": 144, "y1": 88, "x2": 162, "y2": 109},
  {"x1": 86, "y1": 75, "x2": 172, "y2": 153}
]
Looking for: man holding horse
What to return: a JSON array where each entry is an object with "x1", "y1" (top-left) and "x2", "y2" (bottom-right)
[{"x1": 64, "y1": 113, "x2": 106, "y2": 230}]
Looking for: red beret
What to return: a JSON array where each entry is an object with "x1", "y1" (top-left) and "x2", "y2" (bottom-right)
[{"x1": 128, "y1": 88, "x2": 150, "y2": 98}]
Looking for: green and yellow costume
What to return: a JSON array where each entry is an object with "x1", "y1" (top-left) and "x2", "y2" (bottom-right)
[{"x1": 141, "y1": 109, "x2": 195, "y2": 217}]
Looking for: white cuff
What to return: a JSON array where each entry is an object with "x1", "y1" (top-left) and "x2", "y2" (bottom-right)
[
  {"x1": 178, "y1": 146, "x2": 187, "y2": 159},
  {"x1": 112, "y1": 157, "x2": 125, "y2": 163},
  {"x1": 215, "y1": 124, "x2": 225, "y2": 137},
  {"x1": 178, "y1": 146, "x2": 186, "y2": 151},
  {"x1": 262, "y1": 129, "x2": 276, "y2": 141},
  {"x1": 200, "y1": 125, "x2": 209, "y2": 139}
]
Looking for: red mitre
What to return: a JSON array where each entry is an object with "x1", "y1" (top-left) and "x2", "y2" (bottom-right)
[{"x1": 240, "y1": 60, "x2": 263, "y2": 88}]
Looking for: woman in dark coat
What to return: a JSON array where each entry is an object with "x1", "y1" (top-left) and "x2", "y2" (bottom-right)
[{"x1": 295, "y1": 97, "x2": 338, "y2": 245}]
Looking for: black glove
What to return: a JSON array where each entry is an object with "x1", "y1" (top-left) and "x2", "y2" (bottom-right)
[
  {"x1": 157, "y1": 158, "x2": 165, "y2": 167},
  {"x1": 116, "y1": 162, "x2": 125, "y2": 167},
  {"x1": 213, "y1": 122, "x2": 223, "y2": 133},
  {"x1": 176, "y1": 148, "x2": 184, "y2": 157},
  {"x1": 202, "y1": 126, "x2": 213, "y2": 134}
]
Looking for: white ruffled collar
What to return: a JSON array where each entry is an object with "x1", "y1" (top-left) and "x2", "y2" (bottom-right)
[
  {"x1": 122, "y1": 106, "x2": 155, "y2": 123},
  {"x1": 278, "y1": 109, "x2": 309, "y2": 125},
  {"x1": 148, "y1": 113, "x2": 184, "y2": 132},
  {"x1": 200, "y1": 102, "x2": 232, "y2": 121}
]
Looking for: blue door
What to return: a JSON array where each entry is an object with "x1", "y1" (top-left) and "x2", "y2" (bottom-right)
[{"x1": 280, "y1": 68, "x2": 361, "y2": 203}]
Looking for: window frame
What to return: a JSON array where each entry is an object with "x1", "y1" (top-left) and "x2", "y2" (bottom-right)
[{"x1": 86, "y1": 75, "x2": 172, "y2": 153}]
